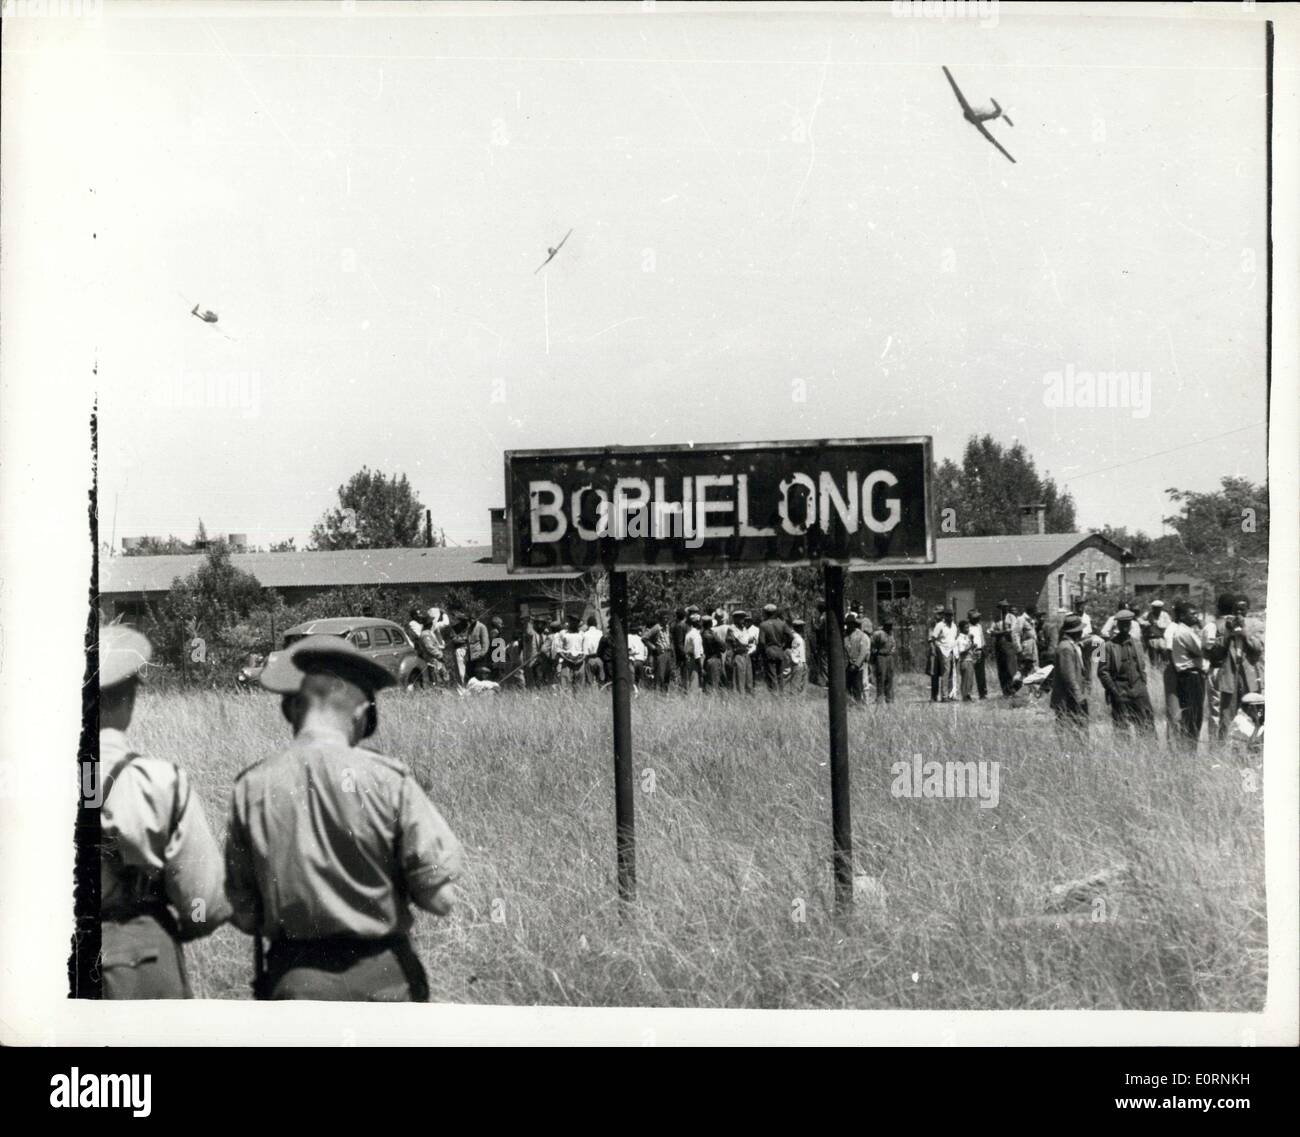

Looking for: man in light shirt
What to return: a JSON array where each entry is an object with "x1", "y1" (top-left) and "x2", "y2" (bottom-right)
[
  {"x1": 1167, "y1": 602, "x2": 1207, "y2": 750},
  {"x1": 555, "y1": 614, "x2": 587, "y2": 688},
  {"x1": 683, "y1": 613, "x2": 704, "y2": 692},
  {"x1": 580, "y1": 615, "x2": 605, "y2": 685},
  {"x1": 787, "y1": 618, "x2": 808, "y2": 693},
  {"x1": 729, "y1": 610, "x2": 759, "y2": 695},
  {"x1": 929, "y1": 608, "x2": 959, "y2": 702}
]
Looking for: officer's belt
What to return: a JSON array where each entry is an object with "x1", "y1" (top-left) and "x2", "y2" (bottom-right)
[{"x1": 266, "y1": 933, "x2": 428, "y2": 1000}]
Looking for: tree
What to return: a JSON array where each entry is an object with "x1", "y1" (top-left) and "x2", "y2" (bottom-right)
[
  {"x1": 310, "y1": 467, "x2": 428, "y2": 550},
  {"x1": 268, "y1": 537, "x2": 297, "y2": 553},
  {"x1": 1159, "y1": 477, "x2": 1268, "y2": 596},
  {"x1": 932, "y1": 435, "x2": 1077, "y2": 536},
  {"x1": 1095, "y1": 525, "x2": 1153, "y2": 560},
  {"x1": 149, "y1": 544, "x2": 265, "y2": 674}
]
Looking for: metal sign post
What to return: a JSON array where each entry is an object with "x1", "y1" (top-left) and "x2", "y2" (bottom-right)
[
  {"x1": 822, "y1": 564, "x2": 853, "y2": 907},
  {"x1": 504, "y1": 436, "x2": 933, "y2": 906},
  {"x1": 608, "y1": 569, "x2": 636, "y2": 902}
]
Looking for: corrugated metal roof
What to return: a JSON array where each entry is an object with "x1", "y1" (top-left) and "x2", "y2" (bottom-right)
[
  {"x1": 100, "y1": 545, "x2": 583, "y2": 595},
  {"x1": 852, "y1": 532, "x2": 1123, "y2": 573}
]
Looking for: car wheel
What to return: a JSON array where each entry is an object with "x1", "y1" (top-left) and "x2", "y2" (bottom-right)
[{"x1": 407, "y1": 669, "x2": 425, "y2": 691}]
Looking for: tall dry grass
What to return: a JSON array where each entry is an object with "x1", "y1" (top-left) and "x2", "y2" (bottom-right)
[{"x1": 130, "y1": 676, "x2": 1266, "y2": 1009}]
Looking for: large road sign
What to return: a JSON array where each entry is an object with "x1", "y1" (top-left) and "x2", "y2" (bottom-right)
[{"x1": 505, "y1": 436, "x2": 933, "y2": 573}]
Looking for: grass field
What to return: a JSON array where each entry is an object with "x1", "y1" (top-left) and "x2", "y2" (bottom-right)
[{"x1": 130, "y1": 675, "x2": 1267, "y2": 1010}]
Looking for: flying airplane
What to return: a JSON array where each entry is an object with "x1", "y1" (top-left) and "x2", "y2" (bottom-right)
[
  {"x1": 941, "y1": 66, "x2": 1016, "y2": 165},
  {"x1": 190, "y1": 303, "x2": 219, "y2": 323},
  {"x1": 534, "y1": 229, "x2": 573, "y2": 274}
]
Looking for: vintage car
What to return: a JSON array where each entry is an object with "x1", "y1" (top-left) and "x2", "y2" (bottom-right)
[{"x1": 252, "y1": 616, "x2": 428, "y2": 690}]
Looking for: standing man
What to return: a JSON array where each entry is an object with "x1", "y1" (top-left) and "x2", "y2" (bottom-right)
[
  {"x1": 757, "y1": 603, "x2": 794, "y2": 693},
  {"x1": 870, "y1": 617, "x2": 897, "y2": 704},
  {"x1": 464, "y1": 611, "x2": 491, "y2": 683},
  {"x1": 992, "y1": 600, "x2": 1018, "y2": 696},
  {"x1": 1071, "y1": 596, "x2": 1097, "y2": 688},
  {"x1": 956, "y1": 620, "x2": 976, "y2": 701},
  {"x1": 670, "y1": 607, "x2": 689, "y2": 692},
  {"x1": 414, "y1": 613, "x2": 448, "y2": 688},
  {"x1": 1017, "y1": 608, "x2": 1040, "y2": 680},
  {"x1": 967, "y1": 609, "x2": 988, "y2": 699},
  {"x1": 929, "y1": 608, "x2": 959, "y2": 702},
  {"x1": 683, "y1": 612, "x2": 704, "y2": 692},
  {"x1": 227, "y1": 636, "x2": 463, "y2": 1001},
  {"x1": 1097, "y1": 609, "x2": 1156, "y2": 738},
  {"x1": 488, "y1": 616, "x2": 509, "y2": 682},
  {"x1": 581, "y1": 615, "x2": 605, "y2": 685},
  {"x1": 99, "y1": 626, "x2": 230, "y2": 998},
  {"x1": 556, "y1": 614, "x2": 586, "y2": 688},
  {"x1": 844, "y1": 613, "x2": 871, "y2": 704},
  {"x1": 809, "y1": 601, "x2": 829, "y2": 686},
  {"x1": 1049, "y1": 614, "x2": 1089, "y2": 741},
  {"x1": 1168, "y1": 602, "x2": 1207, "y2": 751},
  {"x1": 787, "y1": 618, "x2": 808, "y2": 694},
  {"x1": 729, "y1": 610, "x2": 759, "y2": 695}
]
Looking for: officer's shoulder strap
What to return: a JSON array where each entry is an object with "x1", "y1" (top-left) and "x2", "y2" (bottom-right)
[{"x1": 103, "y1": 750, "x2": 143, "y2": 807}]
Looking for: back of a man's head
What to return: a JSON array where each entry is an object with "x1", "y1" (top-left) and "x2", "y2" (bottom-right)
[{"x1": 285, "y1": 670, "x2": 371, "y2": 735}]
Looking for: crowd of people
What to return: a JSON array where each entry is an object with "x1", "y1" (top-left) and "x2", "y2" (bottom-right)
[{"x1": 404, "y1": 592, "x2": 1266, "y2": 750}]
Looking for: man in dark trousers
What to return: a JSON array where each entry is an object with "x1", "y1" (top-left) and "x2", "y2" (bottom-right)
[
  {"x1": 967, "y1": 609, "x2": 988, "y2": 699},
  {"x1": 757, "y1": 603, "x2": 794, "y2": 692},
  {"x1": 227, "y1": 635, "x2": 463, "y2": 1000},
  {"x1": 1097, "y1": 609, "x2": 1156, "y2": 738},
  {"x1": 1049, "y1": 614, "x2": 1089, "y2": 741},
  {"x1": 1168, "y1": 601, "x2": 1207, "y2": 751},
  {"x1": 870, "y1": 617, "x2": 898, "y2": 704},
  {"x1": 809, "y1": 601, "x2": 828, "y2": 686},
  {"x1": 670, "y1": 607, "x2": 689, "y2": 691},
  {"x1": 992, "y1": 600, "x2": 1019, "y2": 696}
]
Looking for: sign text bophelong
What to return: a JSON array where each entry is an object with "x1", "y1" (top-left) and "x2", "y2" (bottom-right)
[{"x1": 505, "y1": 437, "x2": 933, "y2": 572}]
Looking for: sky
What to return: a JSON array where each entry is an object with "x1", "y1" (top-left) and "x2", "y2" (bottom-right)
[{"x1": 48, "y1": 2, "x2": 1269, "y2": 547}]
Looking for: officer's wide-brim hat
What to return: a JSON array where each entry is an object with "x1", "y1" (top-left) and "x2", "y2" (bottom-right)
[
  {"x1": 99, "y1": 625, "x2": 152, "y2": 689},
  {"x1": 260, "y1": 634, "x2": 396, "y2": 694}
]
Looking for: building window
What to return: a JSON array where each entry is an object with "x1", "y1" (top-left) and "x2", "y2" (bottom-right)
[
  {"x1": 1095, "y1": 571, "x2": 1110, "y2": 589},
  {"x1": 1057, "y1": 573, "x2": 1066, "y2": 610},
  {"x1": 875, "y1": 577, "x2": 911, "y2": 623}
]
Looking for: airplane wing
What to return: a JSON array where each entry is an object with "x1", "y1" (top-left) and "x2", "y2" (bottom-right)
[
  {"x1": 534, "y1": 252, "x2": 555, "y2": 275},
  {"x1": 554, "y1": 228, "x2": 573, "y2": 252},
  {"x1": 971, "y1": 118, "x2": 1016, "y2": 164},
  {"x1": 941, "y1": 66, "x2": 974, "y2": 116}
]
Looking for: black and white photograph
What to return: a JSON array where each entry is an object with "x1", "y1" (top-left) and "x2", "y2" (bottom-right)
[{"x1": 1, "y1": 0, "x2": 1297, "y2": 1064}]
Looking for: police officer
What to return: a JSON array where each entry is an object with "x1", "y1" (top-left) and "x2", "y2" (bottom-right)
[
  {"x1": 99, "y1": 626, "x2": 230, "y2": 998},
  {"x1": 226, "y1": 635, "x2": 464, "y2": 1001}
]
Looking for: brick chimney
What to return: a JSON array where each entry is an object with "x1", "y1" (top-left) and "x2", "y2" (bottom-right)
[
  {"x1": 489, "y1": 508, "x2": 507, "y2": 563},
  {"x1": 1019, "y1": 503, "x2": 1046, "y2": 535}
]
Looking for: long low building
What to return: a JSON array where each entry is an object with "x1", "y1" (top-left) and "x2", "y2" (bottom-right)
[
  {"x1": 100, "y1": 509, "x2": 585, "y2": 625},
  {"x1": 849, "y1": 522, "x2": 1133, "y2": 625}
]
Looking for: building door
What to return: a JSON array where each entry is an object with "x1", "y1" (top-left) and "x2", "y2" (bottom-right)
[{"x1": 949, "y1": 588, "x2": 976, "y2": 622}]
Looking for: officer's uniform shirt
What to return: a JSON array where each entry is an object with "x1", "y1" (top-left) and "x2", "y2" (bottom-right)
[
  {"x1": 101, "y1": 727, "x2": 230, "y2": 933},
  {"x1": 225, "y1": 725, "x2": 463, "y2": 942}
]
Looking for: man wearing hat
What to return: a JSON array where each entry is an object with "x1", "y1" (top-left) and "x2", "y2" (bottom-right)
[
  {"x1": 809, "y1": 601, "x2": 828, "y2": 687},
  {"x1": 1049, "y1": 614, "x2": 1089, "y2": 738},
  {"x1": 992, "y1": 600, "x2": 1019, "y2": 696},
  {"x1": 1097, "y1": 610, "x2": 1156, "y2": 737},
  {"x1": 226, "y1": 635, "x2": 464, "y2": 1000},
  {"x1": 870, "y1": 616, "x2": 898, "y2": 704},
  {"x1": 99, "y1": 626, "x2": 230, "y2": 998},
  {"x1": 757, "y1": 603, "x2": 794, "y2": 693},
  {"x1": 967, "y1": 609, "x2": 988, "y2": 699}
]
